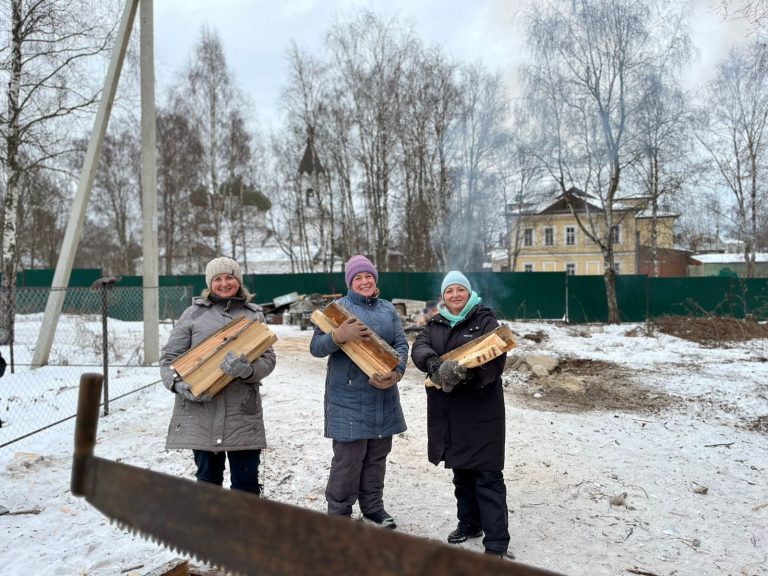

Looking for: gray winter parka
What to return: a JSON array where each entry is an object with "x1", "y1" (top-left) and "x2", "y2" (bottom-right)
[
  {"x1": 309, "y1": 290, "x2": 408, "y2": 442},
  {"x1": 160, "y1": 296, "x2": 276, "y2": 452}
]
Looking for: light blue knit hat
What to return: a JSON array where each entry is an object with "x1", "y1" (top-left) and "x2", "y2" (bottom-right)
[{"x1": 441, "y1": 270, "x2": 471, "y2": 296}]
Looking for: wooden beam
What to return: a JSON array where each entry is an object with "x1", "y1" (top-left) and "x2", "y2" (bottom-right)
[
  {"x1": 425, "y1": 325, "x2": 516, "y2": 388},
  {"x1": 171, "y1": 315, "x2": 277, "y2": 397},
  {"x1": 142, "y1": 558, "x2": 189, "y2": 576},
  {"x1": 311, "y1": 303, "x2": 400, "y2": 380}
]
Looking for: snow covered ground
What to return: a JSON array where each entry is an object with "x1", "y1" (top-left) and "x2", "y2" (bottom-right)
[{"x1": 1, "y1": 320, "x2": 766, "y2": 576}]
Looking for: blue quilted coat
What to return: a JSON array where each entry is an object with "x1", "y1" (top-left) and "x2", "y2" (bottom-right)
[{"x1": 310, "y1": 290, "x2": 408, "y2": 442}]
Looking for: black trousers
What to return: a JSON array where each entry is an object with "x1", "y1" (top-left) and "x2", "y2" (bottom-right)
[
  {"x1": 193, "y1": 449, "x2": 262, "y2": 494},
  {"x1": 326, "y1": 437, "x2": 393, "y2": 516},
  {"x1": 453, "y1": 468, "x2": 510, "y2": 554}
]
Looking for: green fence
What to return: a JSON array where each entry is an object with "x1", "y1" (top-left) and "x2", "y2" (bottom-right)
[{"x1": 9, "y1": 270, "x2": 768, "y2": 322}]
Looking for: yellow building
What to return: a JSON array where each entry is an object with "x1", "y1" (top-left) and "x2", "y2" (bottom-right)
[{"x1": 507, "y1": 188, "x2": 678, "y2": 276}]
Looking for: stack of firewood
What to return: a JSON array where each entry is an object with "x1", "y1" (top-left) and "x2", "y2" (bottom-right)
[
  {"x1": 171, "y1": 315, "x2": 277, "y2": 398},
  {"x1": 311, "y1": 302, "x2": 401, "y2": 380},
  {"x1": 425, "y1": 325, "x2": 516, "y2": 388}
]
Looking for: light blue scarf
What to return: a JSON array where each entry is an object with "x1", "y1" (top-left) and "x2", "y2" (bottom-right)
[{"x1": 439, "y1": 291, "x2": 482, "y2": 326}]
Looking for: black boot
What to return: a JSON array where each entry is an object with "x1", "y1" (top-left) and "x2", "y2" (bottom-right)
[
  {"x1": 447, "y1": 525, "x2": 483, "y2": 544},
  {"x1": 484, "y1": 548, "x2": 515, "y2": 560},
  {"x1": 363, "y1": 509, "x2": 397, "y2": 529}
]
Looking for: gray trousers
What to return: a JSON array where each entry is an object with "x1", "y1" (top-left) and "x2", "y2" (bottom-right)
[{"x1": 326, "y1": 437, "x2": 393, "y2": 516}]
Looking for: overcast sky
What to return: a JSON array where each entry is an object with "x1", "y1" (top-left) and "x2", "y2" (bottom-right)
[{"x1": 152, "y1": 0, "x2": 751, "y2": 130}]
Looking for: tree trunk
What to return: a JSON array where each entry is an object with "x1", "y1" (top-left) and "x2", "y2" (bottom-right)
[
  {"x1": 0, "y1": 0, "x2": 23, "y2": 345},
  {"x1": 603, "y1": 264, "x2": 620, "y2": 324}
]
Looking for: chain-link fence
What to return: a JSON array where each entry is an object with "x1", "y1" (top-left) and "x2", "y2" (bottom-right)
[{"x1": 0, "y1": 285, "x2": 194, "y2": 448}]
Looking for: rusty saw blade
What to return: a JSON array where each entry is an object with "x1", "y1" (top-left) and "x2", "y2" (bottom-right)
[{"x1": 71, "y1": 373, "x2": 565, "y2": 576}]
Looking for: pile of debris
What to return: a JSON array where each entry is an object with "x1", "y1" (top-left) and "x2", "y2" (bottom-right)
[
  {"x1": 653, "y1": 315, "x2": 768, "y2": 344},
  {"x1": 261, "y1": 294, "x2": 441, "y2": 334},
  {"x1": 261, "y1": 292, "x2": 340, "y2": 330}
]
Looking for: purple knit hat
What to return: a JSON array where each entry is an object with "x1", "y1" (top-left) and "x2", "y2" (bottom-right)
[{"x1": 344, "y1": 255, "x2": 378, "y2": 287}]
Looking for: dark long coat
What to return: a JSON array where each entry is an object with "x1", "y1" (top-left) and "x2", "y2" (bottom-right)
[{"x1": 411, "y1": 304, "x2": 506, "y2": 471}]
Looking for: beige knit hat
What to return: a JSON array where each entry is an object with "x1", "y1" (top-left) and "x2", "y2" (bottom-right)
[{"x1": 205, "y1": 257, "x2": 243, "y2": 288}]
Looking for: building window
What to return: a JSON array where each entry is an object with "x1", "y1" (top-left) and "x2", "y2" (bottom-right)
[
  {"x1": 544, "y1": 227, "x2": 554, "y2": 246},
  {"x1": 613, "y1": 262, "x2": 621, "y2": 275},
  {"x1": 566, "y1": 263, "x2": 576, "y2": 275},
  {"x1": 611, "y1": 224, "x2": 621, "y2": 244},
  {"x1": 523, "y1": 228, "x2": 534, "y2": 247},
  {"x1": 523, "y1": 263, "x2": 534, "y2": 272},
  {"x1": 565, "y1": 226, "x2": 576, "y2": 246}
]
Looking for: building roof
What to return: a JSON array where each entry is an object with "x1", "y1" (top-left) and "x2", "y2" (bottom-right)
[
  {"x1": 691, "y1": 253, "x2": 768, "y2": 264},
  {"x1": 511, "y1": 187, "x2": 657, "y2": 216}
]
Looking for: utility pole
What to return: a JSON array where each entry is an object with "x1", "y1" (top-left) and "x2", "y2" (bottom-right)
[{"x1": 140, "y1": 0, "x2": 159, "y2": 363}]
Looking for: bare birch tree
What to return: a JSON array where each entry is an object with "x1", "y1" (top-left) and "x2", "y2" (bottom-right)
[
  {"x1": 398, "y1": 47, "x2": 461, "y2": 271},
  {"x1": 629, "y1": 73, "x2": 692, "y2": 277},
  {"x1": 281, "y1": 42, "x2": 337, "y2": 272},
  {"x1": 156, "y1": 104, "x2": 205, "y2": 274},
  {"x1": 325, "y1": 11, "x2": 414, "y2": 269},
  {"x1": 449, "y1": 65, "x2": 510, "y2": 271},
  {"x1": 523, "y1": 0, "x2": 690, "y2": 322},
  {"x1": 697, "y1": 42, "x2": 768, "y2": 277},
  {"x1": 0, "y1": 0, "x2": 115, "y2": 344},
  {"x1": 175, "y1": 26, "x2": 235, "y2": 256}
]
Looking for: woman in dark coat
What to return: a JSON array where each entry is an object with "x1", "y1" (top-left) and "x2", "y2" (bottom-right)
[{"x1": 411, "y1": 270, "x2": 512, "y2": 558}]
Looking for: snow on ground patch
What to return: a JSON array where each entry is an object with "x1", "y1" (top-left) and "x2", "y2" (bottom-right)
[{"x1": 0, "y1": 320, "x2": 766, "y2": 576}]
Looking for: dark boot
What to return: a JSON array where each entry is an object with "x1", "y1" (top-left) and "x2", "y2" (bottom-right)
[
  {"x1": 484, "y1": 548, "x2": 515, "y2": 560},
  {"x1": 363, "y1": 509, "x2": 396, "y2": 529},
  {"x1": 447, "y1": 525, "x2": 483, "y2": 544}
]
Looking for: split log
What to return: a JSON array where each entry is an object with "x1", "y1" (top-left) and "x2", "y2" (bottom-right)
[
  {"x1": 311, "y1": 302, "x2": 401, "y2": 380},
  {"x1": 425, "y1": 324, "x2": 516, "y2": 388},
  {"x1": 171, "y1": 315, "x2": 278, "y2": 398},
  {"x1": 142, "y1": 558, "x2": 189, "y2": 576}
]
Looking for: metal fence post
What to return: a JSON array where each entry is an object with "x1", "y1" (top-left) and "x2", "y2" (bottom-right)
[
  {"x1": 91, "y1": 276, "x2": 121, "y2": 416},
  {"x1": 101, "y1": 285, "x2": 109, "y2": 416}
]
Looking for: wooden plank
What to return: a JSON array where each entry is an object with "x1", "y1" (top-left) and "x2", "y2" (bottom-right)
[
  {"x1": 171, "y1": 315, "x2": 251, "y2": 378},
  {"x1": 323, "y1": 303, "x2": 400, "y2": 371},
  {"x1": 171, "y1": 317, "x2": 277, "y2": 398},
  {"x1": 203, "y1": 325, "x2": 278, "y2": 396},
  {"x1": 311, "y1": 305, "x2": 400, "y2": 379},
  {"x1": 425, "y1": 325, "x2": 516, "y2": 388},
  {"x1": 184, "y1": 321, "x2": 277, "y2": 397},
  {"x1": 142, "y1": 558, "x2": 189, "y2": 576}
]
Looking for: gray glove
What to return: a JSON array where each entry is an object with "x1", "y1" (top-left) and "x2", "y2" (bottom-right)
[
  {"x1": 426, "y1": 356, "x2": 444, "y2": 384},
  {"x1": 175, "y1": 380, "x2": 212, "y2": 402},
  {"x1": 220, "y1": 351, "x2": 254, "y2": 379},
  {"x1": 437, "y1": 360, "x2": 468, "y2": 393}
]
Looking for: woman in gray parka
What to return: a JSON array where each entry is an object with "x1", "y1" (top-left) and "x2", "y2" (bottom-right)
[
  {"x1": 310, "y1": 255, "x2": 408, "y2": 529},
  {"x1": 160, "y1": 257, "x2": 276, "y2": 494}
]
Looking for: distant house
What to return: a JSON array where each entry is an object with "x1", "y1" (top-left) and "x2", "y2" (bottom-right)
[
  {"x1": 688, "y1": 253, "x2": 768, "y2": 278},
  {"x1": 506, "y1": 187, "x2": 690, "y2": 276},
  {"x1": 153, "y1": 225, "x2": 301, "y2": 275}
]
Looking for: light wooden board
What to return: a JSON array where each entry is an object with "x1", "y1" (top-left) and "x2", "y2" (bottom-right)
[
  {"x1": 311, "y1": 304, "x2": 400, "y2": 379},
  {"x1": 425, "y1": 324, "x2": 516, "y2": 388},
  {"x1": 171, "y1": 316, "x2": 277, "y2": 397}
]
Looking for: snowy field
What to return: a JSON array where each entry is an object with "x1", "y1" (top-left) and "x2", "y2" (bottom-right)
[
  {"x1": 1, "y1": 313, "x2": 167, "y2": 444},
  {"x1": 1, "y1": 320, "x2": 767, "y2": 576}
]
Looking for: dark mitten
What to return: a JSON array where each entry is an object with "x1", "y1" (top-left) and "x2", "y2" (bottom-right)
[
  {"x1": 426, "y1": 356, "x2": 444, "y2": 384},
  {"x1": 437, "y1": 360, "x2": 468, "y2": 393}
]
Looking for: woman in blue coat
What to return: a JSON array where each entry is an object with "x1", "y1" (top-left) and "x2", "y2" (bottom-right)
[
  {"x1": 310, "y1": 255, "x2": 408, "y2": 529},
  {"x1": 411, "y1": 271, "x2": 512, "y2": 558}
]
